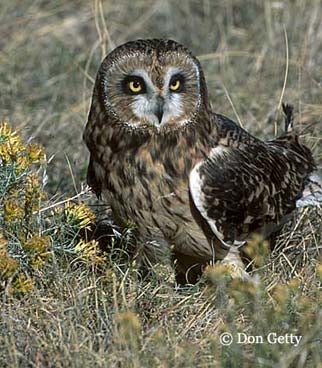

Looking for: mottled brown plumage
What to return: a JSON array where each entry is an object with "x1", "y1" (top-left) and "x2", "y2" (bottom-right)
[{"x1": 83, "y1": 39, "x2": 315, "y2": 284}]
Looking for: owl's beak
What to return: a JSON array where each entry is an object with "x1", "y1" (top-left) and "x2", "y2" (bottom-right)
[{"x1": 154, "y1": 96, "x2": 165, "y2": 124}]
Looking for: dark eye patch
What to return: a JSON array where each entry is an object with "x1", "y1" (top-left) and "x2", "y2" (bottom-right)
[
  {"x1": 169, "y1": 73, "x2": 185, "y2": 93},
  {"x1": 121, "y1": 75, "x2": 146, "y2": 95}
]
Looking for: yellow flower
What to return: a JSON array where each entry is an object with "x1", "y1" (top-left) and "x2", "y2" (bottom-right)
[
  {"x1": 23, "y1": 235, "x2": 51, "y2": 254},
  {"x1": 243, "y1": 234, "x2": 270, "y2": 267},
  {"x1": 15, "y1": 155, "x2": 31, "y2": 174},
  {"x1": 0, "y1": 235, "x2": 19, "y2": 279},
  {"x1": 74, "y1": 239, "x2": 105, "y2": 265},
  {"x1": 30, "y1": 255, "x2": 46, "y2": 269},
  {"x1": 204, "y1": 263, "x2": 234, "y2": 284},
  {"x1": 4, "y1": 198, "x2": 24, "y2": 223},
  {"x1": 12, "y1": 273, "x2": 34, "y2": 294},
  {"x1": 0, "y1": 233, "x2": 7, "y2": 248},
  {"x1": 0, "y1": 121, "x2": 24, "y2": 162},
  {"x1": 25, "y1": 172, "x2": 41, "y2": 191},
  {"x1": 25, "y1": 173, "x2": 42, "y2": 212},
  {"x1": 0, "y1": 121, "x2": 18, "y2": 141},
  {"x1": 272, "y1": 283, "x2": 290, "y2": 312},
  {"x1": 27, "y1": 143, "x2": 45, "y2": 163},
  {"x1": 229, "y1": 278, "x2": 257, "y2": 302},
  {"x1": 55, "y1": 202, "x2": 95, "y2": 230}
]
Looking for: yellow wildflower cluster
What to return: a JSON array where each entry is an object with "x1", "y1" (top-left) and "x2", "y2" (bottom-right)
[
  {"x1": 243, "y1": 234, "x2": 270, "y2": 267},
  {"x1": 27, "y1": 143, "x2": 45, "y2": 163},
  {"x1": 0, "y1": 122, "x2": 104, "y2": 295},
  {"x1": 74, "y1": 239, "x2": 105, "y2": 265},
  {"x1": 0, "y1": 121, "x2": 23, "y2": 163},
  {"x1": 55, "y1": 202, "x2": 95, "y2": 230},
  {"x1": 0, "y1": 122, "x2": 44, "y2": 227},
  {"x1": 229, "y1": 278, "x2": 257, "y2": 302},
  {"x1": 3, "y1": 197, "x2": 25, "y2": 223},
  {"x1": 0, "y1": 233, "x2": 48, "y2": 293},
  {"x1": 0, "y1": 122, "x2": 48, "y2": 294},
  {"x1": 12, "y1": 273, "x2": 34, "y2": 294},
  {"x1": 204, "y1": 263, "x2": 235, "y2": 284},
  {"x1": 0, "y1": 233, "x2": 18, "y2": 279},
  {"x1": 25, "y1": 172, "x2": 44, "y2": 214},
  {"x1": 23, "y1": 235, "x2": 52, "y2": 269},
  {"x1": 3, "y1": 174, "x2": 43, "y2": 226},
  {"x1": 0, "y1": 121, "x2": 45, "y2": 174}
]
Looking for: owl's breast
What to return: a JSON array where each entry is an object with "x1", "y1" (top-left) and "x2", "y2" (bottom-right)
[
  {"x1": 98, "y1": 144, "x2": 211, "y2": 259},
  {"x1": 104, "y1": 150, "x2": 190, "y2": 229}
]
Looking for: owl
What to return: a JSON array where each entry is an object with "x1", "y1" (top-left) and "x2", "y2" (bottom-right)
[{"x1": 83, "y1": 39, "x2": 316, "y2": 285}]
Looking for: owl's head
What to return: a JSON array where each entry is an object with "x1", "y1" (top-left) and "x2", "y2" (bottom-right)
[{"x1": 95, "y1": 39, "x2": 209, "y2": 131}]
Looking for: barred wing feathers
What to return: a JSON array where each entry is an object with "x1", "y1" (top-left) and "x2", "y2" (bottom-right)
[{"x1": 189, "y1": 113, "x2": 316, "y2": 248}]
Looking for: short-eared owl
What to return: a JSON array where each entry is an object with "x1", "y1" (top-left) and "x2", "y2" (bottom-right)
[{"x1": 83, "y1": 39, "x2": 315, "y2": 285}]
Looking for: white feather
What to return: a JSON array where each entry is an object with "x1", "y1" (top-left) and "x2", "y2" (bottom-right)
[{"x1": 189, "y1": 163, "x2": 245, "y2": 253}]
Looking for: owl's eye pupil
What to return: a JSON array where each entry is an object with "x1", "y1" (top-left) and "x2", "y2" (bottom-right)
[
  {"x1": 169, "y1": 74, "x2": 184, "y2": 92},
  {"x1": 129, "y1": 80, "x2": 142, "y2": 93},
  {"x1": 171, "y1": 80, "x2": 179, "y2": 88},
  {"x1": 124, "y1": 77, "x2": 145, "y2": 94}
]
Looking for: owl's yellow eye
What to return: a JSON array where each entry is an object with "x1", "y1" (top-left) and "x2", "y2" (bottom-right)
[
  {"x1": 129, "y1": 80, "x2": 142, "y2": 93},
  {"x1": 170, "y1": 79, "x2": 181, "y2": 91},
  {"x1": 122, "y1": 76, "x2": 146, "y2": 95},
  {"x1": 169, "y1": 74, "x2": 184, "y2": 93}
]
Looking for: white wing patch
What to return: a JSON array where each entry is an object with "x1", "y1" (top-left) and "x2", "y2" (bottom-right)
[
  {"x1": 210, "y1": 145, "x2": 229, "y2": 157},
  {"x1": 189, "y1": 156, "x2": 246, "y2": 251},
  {"x1": 189, "y1": 163, "x2": 228, "y2": 250}
]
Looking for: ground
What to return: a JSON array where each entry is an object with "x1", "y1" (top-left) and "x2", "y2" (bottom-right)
[{"x1": 0, "y1": 1, "x2": 321, "y2": 367}]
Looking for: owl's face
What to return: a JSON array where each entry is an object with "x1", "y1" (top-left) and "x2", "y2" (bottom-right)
[{"x1": 97, "y1": 40, "x2": 208, "y2": 131}]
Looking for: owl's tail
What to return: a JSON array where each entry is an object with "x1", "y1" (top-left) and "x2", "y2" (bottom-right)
[
  {"x1": 282, "y1": 102, "x2": 319, "y2": 136},
  {"x1": 282, "y1": 103, "x2": 294, "y2": 133}
]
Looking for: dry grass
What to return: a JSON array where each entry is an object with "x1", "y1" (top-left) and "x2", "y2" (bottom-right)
[{"x1": 0, "y1": 0, "x2": 322, "y2": 367}]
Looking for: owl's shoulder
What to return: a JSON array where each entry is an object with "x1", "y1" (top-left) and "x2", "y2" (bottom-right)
[{"x1": 211, "y1": 112, "x2": 260, "y2": 148}]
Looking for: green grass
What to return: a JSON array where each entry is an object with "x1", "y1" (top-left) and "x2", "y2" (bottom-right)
[{"x1": 0, "y1": 0, "x2": 322, "y2": 367}]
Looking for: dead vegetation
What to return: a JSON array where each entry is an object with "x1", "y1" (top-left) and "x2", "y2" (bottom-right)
[{"x1": 0, "y1": 1, "x2": 321, "y2": 367}]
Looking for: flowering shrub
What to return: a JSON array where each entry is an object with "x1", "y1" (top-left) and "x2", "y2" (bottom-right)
[{"x1": 0, "y1": 122, "x2": 103, "y2": 294}]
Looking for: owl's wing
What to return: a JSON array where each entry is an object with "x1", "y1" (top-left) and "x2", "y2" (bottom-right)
[
  {"x1": 189, "y1": 113, "x2": 315, "y2": 249},
  {"x1": 86, "y1": 156, "x2": 103, "y2": 198}
]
